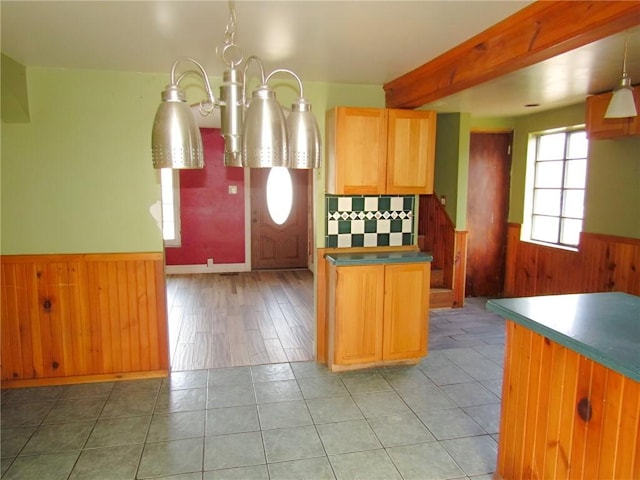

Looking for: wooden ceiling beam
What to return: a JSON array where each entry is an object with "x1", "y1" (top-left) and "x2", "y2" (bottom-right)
[{"x1": 384, "y1": 1, "x2": 640, "y2": 109}]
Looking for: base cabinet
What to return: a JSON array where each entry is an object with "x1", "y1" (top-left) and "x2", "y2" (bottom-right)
[{"x1": 327, "y1": 262, "x2": 430, "y2": 371}]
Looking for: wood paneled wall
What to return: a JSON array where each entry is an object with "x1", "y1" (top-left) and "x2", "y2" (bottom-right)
[
  {"x1": 504, "y1": 224, "x2": 640, "y2": 297},
  {"x1": 418, "y1": 194, "x2": 467, "y2": 307},
  {"x1": 498, "y1": 320, "x2": 639, "y2": 480},
  {"x1": 1, "y1": 253, "x2": 169, "y2": 387}
]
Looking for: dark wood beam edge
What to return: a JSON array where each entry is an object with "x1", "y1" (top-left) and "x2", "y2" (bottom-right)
[{"x1": 384, "y1": 1, "x2": 640, "y2": 109}]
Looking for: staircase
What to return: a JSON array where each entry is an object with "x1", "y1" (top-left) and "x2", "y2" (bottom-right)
[
  {"x1": 429, "y1": 268, "x2": 455, "y2": 309},
  {"x1": 419, "y1": 194, "x2": 467, "y2": 310}
]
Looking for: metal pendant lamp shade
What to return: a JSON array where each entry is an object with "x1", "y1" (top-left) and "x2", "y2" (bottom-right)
[
  {"x1": 152, "y1": 84, "x2": 204, "y2": 169},
  {"x1": 242, "y1": 85, "x2": 288, "y2": 168},
  {"x1": 605, "y1": 74, "x2": 637, "y2": 118},
  {"x1": 287, "y1": 98, "x2": 321, "y2": 169}
]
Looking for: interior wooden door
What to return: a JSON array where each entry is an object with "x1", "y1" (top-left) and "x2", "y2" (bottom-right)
[
  {"x1": 466, "y1": 132, "x2": 512, "y2": 297},
  {"x1": 250, "y1": 168, "x2": 310, "y2": 269}
]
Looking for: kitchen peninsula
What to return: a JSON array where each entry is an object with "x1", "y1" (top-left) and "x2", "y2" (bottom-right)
[{"x1": 487, "y1": 292, "x2": 639, "y2": 480}]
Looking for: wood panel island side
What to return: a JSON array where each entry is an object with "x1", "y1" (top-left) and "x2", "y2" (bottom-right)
[{"x1": 487, "y1": 293, "x2": 639, "y2": 480}]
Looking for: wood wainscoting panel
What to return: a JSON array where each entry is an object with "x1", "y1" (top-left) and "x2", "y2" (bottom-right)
[
  {"x1": 504, "y1": 224, "x2": 640, "y2": 297},
  {"x1": 1, "y1": 253, "x2": 169, "y2": 387},
  {"x1": 498, "y1": 320, "x2": 640, "y2": 479}
]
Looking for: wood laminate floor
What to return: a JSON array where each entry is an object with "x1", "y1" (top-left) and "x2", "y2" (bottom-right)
[{"x1": 165, "y1": 270, "x2": 314, "y2": 371}]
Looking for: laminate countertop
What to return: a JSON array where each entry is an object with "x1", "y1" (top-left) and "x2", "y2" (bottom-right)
[
  {"x1": 487, "y1": 292, "x2": 640, "y2": 382},
  {"x1": 325, "y1": 250, "x2": 433, "y2": 266}
]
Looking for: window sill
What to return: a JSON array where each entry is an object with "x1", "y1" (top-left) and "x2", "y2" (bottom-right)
[{"x1": 521, "y1": 239, "x2": 579, "y2": 252}]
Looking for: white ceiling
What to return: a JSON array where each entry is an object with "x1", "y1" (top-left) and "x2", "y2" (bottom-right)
[{"x1": 2, "y1": 1, "x2": 639, "y2": 117}]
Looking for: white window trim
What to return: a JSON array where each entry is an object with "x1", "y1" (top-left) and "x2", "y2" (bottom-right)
[{"x1": 521, "y1": 126, "x2": 588, "y2": 250}]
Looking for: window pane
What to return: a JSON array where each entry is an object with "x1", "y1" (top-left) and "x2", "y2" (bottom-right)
[
  {"x1": 563, "y1": 190, "x2": 584, "y2": 218},
  {"x1": 564, "y1": 159, "x2": 587, "y2": 188},
  {"x1": 533, "y1": 189, "x2": 561, "y2": 216},
  {"x1": 266, "y1": 167, "x2": 293, "y2": 225},
  {"x1": 531, "y1": 215, "x2": 559, "y2": 243},
  {"x1": 163, "y1": 222, "x2": 176, "y2": 241},
  {"x1": 163, "y1": 208, "x2": 174, "y2": 224},
  {"x1": 567, "y1": 131, "x2": 588, "y2": 159},
  {"x1": 537, "y1": 133, "x2": 565, "y2": 160},
  {"x1": 161, "y1": 169, "x2": 174, "y2": 201},
  {"x1": 560, "y1": 218, "x2": 582, "y2": 246},
  {"x1": 535, "y1": 161, "x2": 563, "y2": 188},
  {"x1": 160, "y1": 168, "x2": 180, "y2": 245}
]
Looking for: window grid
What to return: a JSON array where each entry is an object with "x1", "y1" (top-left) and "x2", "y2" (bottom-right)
[{"x1": 531, "y1": 130, "x2": 587, "y2": 248}]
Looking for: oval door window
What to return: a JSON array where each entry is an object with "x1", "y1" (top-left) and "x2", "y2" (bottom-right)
[{"x1": 266, "y1": 167, "x2": 293, "y2": 225}]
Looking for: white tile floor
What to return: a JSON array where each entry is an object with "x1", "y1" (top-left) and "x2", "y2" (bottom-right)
[{"x1": 0, "y1": 298, "x2": 505, "y2": 479}]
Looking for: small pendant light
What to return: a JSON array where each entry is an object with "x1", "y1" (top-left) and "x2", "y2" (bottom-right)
[
  {"x1": 605, "y1": 34, "x2": 637, "y2": 119},
  {"x1": 151, "y1": 84, "x2": 204, "y2": 169},
  {"x1": 241, "y1": 84, "x2": 288, "y2": 168}
]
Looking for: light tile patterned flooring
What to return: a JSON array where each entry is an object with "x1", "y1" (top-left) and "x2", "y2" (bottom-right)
[{"x1": 1, "y1": 297, "x2": 505, "y2": 479}]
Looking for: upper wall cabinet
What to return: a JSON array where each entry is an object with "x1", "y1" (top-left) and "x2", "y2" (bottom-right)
[
  {"x1": 325, "y1": 107, "x2": 436, "y2": 195},
  {"x1": 586, "y1": 86, "x2": 640, "y2": 140}
]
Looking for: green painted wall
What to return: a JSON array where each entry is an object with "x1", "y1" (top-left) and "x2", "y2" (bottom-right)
[
  {"x1": 470, "y1": 116, "x2": 515, "y2": 131},
  {"x1": 433, "y1": 113, "x2": 471, "y2": 230},
  {"x1": 0, "y1": 65, "x2": 383, "y2": 255},
  {"x1": 2, "y1": 67, "x2": 167, "y2": 254},
  {"x1": 583, "y1": 136, "x2": 640, "y2": 238},
  {"x1": 1, "y1": 54, "x2": 30, "y2": 123}
]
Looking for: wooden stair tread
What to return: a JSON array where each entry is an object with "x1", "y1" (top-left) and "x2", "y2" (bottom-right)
[{"x1": 429, "y1": 287, "x2": 455, "y2": 309}]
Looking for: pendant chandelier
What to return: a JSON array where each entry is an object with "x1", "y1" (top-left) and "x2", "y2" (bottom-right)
[{"x1": 151, "y1": 1, "x2": 321, "y2": 169}]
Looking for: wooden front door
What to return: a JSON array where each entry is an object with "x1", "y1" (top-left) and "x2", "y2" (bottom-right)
[
  {"x1": 250, "y1": 168, "x2": 310, "y2": 269},
  {"x1": 466, "y1": 132, "x2": 512, "y2": 297}
]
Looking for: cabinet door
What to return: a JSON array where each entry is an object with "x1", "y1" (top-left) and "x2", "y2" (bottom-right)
[
  {"x1": 382, "y1": 263, "x2": 430, "y2": 360},
  {"x1": 326, "y1": 107, "x2": 387, "y2": 194},
  {"x1": 586, "y1": 92, "x2": 631, "y2": 139},
  {"x1": 386, "y1": 109, "x2": 436, "y2": 194},
  {"x1": 331, "y1": 265, "x2": 385, "y2": 365}
]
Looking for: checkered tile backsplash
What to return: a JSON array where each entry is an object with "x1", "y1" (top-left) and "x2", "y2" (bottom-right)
[{"x1": 325, "y1": 195, "x2": 415, "y2": 248}]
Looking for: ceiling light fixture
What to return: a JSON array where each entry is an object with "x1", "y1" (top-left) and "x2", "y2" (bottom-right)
[
  {"x1": 605, "y1": 34, "x2": 637, "y2": 119},
  {"x1": 151, "y1": 1, "x2": 321, "y2": 169}
]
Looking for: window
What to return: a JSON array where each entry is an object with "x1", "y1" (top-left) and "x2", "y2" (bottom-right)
[
  {"x1": 266, "y1": 167, "x2": 293, "y2": 225},
  {"x1": 526, "y1": 129, "x2": 588, "y2": 248},
  {"x1": 160, "y1": 168, "x2": 181, "y2": 246}
]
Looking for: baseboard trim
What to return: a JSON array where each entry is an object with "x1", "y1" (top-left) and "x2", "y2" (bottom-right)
[
  {"x1": 165, "y1": 263, "x2": 251, "y2": 274},
  {"x1": 1, "y1": 370, "x2": 169, "y2": 389}
]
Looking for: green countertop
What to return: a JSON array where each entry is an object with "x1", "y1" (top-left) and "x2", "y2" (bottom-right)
[
  {"x1": 325, "y1": 250, "x2": 433, "y2": 266},
  {"x1": 487, "y1": 292, "x2": 640, "y2": 382}
]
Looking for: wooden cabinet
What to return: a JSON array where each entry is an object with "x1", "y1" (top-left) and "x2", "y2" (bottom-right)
[
  {"x1": 586, "y1": 86, "x2": 640, "y2": 139},
  {"x1": 325, "y1": 107, "x2": 436, "y2": 195},
  {"x1": 327, "y1": 261, "x2": 430, "y2": 371}
]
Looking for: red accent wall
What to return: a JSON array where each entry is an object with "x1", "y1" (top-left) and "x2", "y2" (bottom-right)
[{"x1": 165, "y1": 128, "x2": 246, "y2": 265}]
